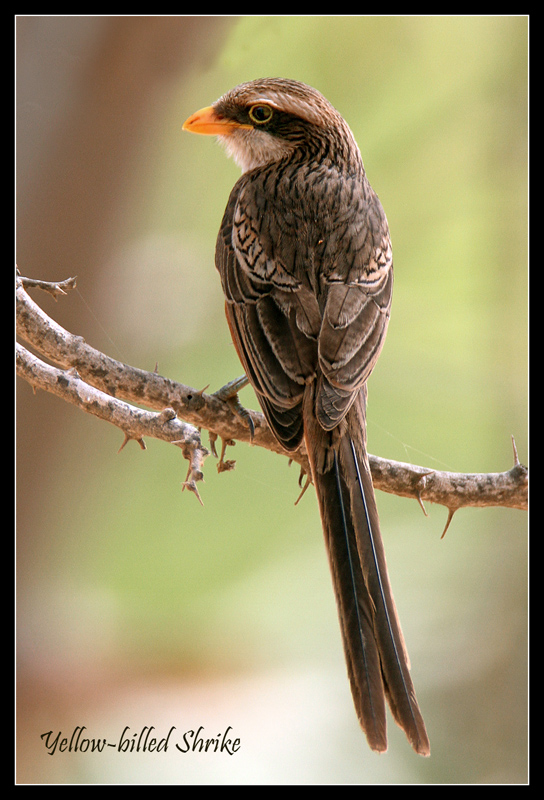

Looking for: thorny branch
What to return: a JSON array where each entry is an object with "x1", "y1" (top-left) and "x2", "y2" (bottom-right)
[{"x1": 16, "y1": 276, "x2": 528, "y2": 528}]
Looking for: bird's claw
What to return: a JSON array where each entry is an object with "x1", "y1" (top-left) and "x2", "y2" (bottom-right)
[{"x1": 213, "y1": 375, "x2": 255, "y2": 439}]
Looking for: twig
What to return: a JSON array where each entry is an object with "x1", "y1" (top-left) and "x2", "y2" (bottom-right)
[
  {"x1": 16, "y1": 342, "x2": 208, "y2": 496},
  {"x1": 18, "y1": 274, "x2": 78, "y2": 299},
  {"x1": 16, "y1": 276, "x2": 528, "y2": 517}
]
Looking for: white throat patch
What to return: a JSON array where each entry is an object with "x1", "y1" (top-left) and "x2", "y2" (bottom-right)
[{"x1": 218, "y1": 128, "x2": 296, "y2": 174}]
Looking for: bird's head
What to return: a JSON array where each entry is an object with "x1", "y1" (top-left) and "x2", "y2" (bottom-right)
[{"x1": 183, "y1": 78, "x2": 362, "y2": 174}]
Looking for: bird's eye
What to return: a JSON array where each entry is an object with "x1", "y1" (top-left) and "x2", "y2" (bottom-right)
[{"x1": 248, "y1": 104, "x2": 274, "y2": 125}]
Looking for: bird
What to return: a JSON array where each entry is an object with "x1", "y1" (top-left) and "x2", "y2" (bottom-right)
[{"x1": 183, "y1": 78, "x2": 430, "y2": 756}]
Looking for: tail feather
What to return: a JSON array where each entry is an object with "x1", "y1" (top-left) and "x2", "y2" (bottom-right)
[
  {"x1": 309, "y1": 423, "x2": 430, "y2": 756},
  {"x1": 331, "y1": 449, "x2": 388, "y2": 751},
  {"x1": 343, "y1": 435, "x2": 430, "y2": 755}
]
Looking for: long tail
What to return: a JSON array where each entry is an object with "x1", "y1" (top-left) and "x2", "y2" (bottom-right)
[{"x1": 307, "y1": 417, "x2": 430, "y2": 755}]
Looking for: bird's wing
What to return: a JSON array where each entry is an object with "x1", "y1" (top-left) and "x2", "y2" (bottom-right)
[
  {"x1": 317, "y1": 232, "x2": 393, "y2": 430},
  {"x1": 216, "y1": 176, "x2": 321, "y2": 450},
  {"x1": 216, "y1": 172, "x2": 393, "y2": 442}
]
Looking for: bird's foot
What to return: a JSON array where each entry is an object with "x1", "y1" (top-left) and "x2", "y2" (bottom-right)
[{"x1": 213, "y1": 375, "x2": 255, "y2": 439}]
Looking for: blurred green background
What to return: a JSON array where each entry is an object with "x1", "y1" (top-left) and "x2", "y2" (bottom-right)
[{"x1": 17, "y1": 16, "x2": 527, "y2": 784}]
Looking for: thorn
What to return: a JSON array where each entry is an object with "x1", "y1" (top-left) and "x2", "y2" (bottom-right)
[
  {"x1": 208, "y1": 431, "x2": 219, "y2": 458},
  {"x1": 294, "y1": 474, "x2": 312, "y2": 505},
  {"x1": 118, "y1": 434, "x2": 130, "y2": 453},
  {"x1": 118, "y1": 433, "x2": 146, "y2": 453},
  {"x1": 182, "y1": 479, "x2": 204, "y2": 505},
  {"x1": 415, "y1": 471, "x2": 433, "y2": 517},
  {"x1": 297, "y1": 464, "x2": 310, "y2": 488},
  {"x1": 181, "y1": 463, "x2": 204, "y2": 505},
  {"x1": 441, "y1": 508, "x2": 456, "y2": 539},
  {"x1": 417, "y1": 494, "x2": 428, "y2": 517},
  {"x1": 511, "y1": 435, "x2": 520, "y2": 467}
]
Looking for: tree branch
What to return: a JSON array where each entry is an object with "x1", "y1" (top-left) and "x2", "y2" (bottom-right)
[
  {"x1": 16, "y1": 340, "x2": 208, "y2": 502},
  {"x1": 16, "y1": 276, "x2": 528, "y2": 521}
]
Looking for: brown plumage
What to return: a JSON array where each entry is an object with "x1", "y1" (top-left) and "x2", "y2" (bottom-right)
[{"x1": 183, "y1": 78, "x2": 430, "y2": 755}]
